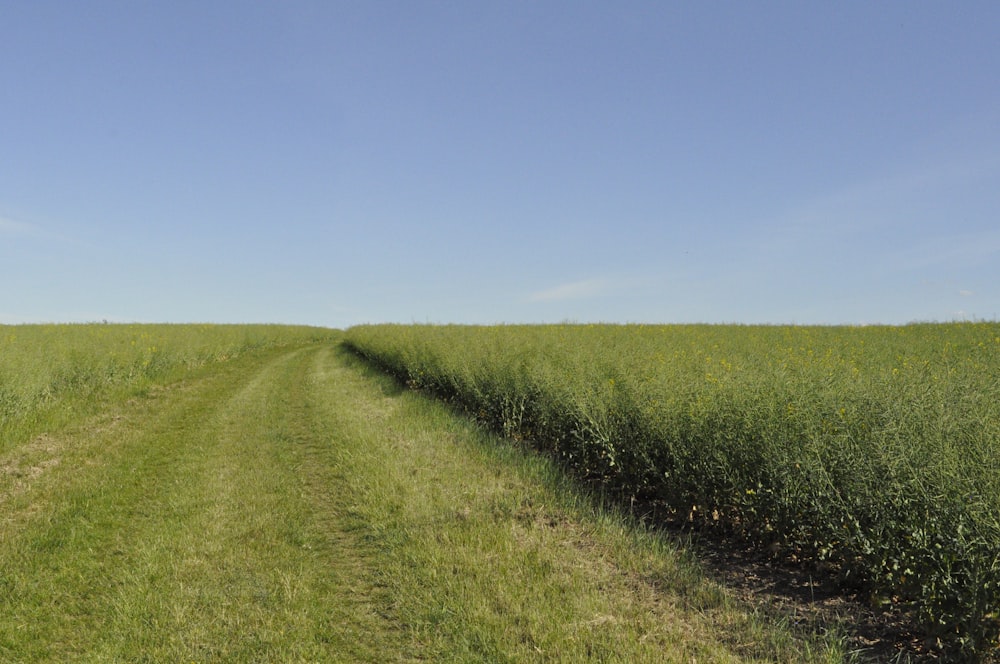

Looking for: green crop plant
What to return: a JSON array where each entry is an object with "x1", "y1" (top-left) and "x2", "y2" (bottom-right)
[{"x1": 344, "y1": 322, "x2": 1000, "y2": 662}]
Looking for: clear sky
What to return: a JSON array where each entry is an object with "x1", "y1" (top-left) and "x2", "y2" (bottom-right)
[{"x1": 3, "y1": 2, "x2": 999, "y2": 327}]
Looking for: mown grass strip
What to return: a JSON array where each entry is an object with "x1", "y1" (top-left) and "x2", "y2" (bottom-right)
[
  {"x1": 0, "y1": 323, "x2": 337, "y2": 452},
  {"x1": 0, "y1": 343, "x2": 402, "y2": 662}
]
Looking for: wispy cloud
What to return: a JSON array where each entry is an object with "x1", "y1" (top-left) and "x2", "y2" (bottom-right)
[
  {"x1": 0, "y1": 216, "x2": 36, "y2": 236},
  {"x1": 761, "y1": 123, "x2": 1000, "y2": 256},
  {"x1": 891, "y1": 228, "x2": 1000, "y2": 273},
  {"x1": 0, "y1": 215, "x2": 74, "y2": 244},
  {"x1": 528, "y1": 278, "x2": 615, "y2": 302},
  {"x1": 526, "y1": 276, "x2": 658, "y2": 303}
]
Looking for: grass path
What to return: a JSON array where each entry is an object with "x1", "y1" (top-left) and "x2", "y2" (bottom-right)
[{"x1": 0, "y1": 343, "x2": 845, "y2": 662}]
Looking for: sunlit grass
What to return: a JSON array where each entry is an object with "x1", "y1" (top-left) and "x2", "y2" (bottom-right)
[{"x1": 0, "y1": 322, "x2": 335, "y2": 447}]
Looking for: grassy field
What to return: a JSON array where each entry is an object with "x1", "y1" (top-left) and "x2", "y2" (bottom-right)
[
  {"x1": 344, "y1": 322, "x2": 1000, "y2": 662},
  {"x1": 0, "y1": 323, "x2": 335, "y2": 449},
  {"x1": 1, "y1": 325, "x2": 848, "y2": 662}
]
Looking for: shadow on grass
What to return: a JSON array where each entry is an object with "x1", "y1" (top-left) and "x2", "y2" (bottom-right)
[{"x1": 333, "y1": 344, "x2": 406, "y2": 398}]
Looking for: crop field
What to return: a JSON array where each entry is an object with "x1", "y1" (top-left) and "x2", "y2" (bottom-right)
[
  {"x1": 344, "y1": 322, "x2": 1000, "y2": 662},
  {"x1": 0, "y1": 323, "x2": 336, "y2": 448},
  {"x1": 2, "y1": 323, "x2": 859, "y2": 662}
]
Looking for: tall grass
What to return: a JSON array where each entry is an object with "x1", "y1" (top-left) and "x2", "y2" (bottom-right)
[
  {"x1": 0, "y1": 323, "x2": 335, "y2": 446},
  {"x1": 344, "y1": 322, "x2": 1000, "y2": 662}
]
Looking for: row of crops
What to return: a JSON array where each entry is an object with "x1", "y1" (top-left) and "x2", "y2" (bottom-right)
[
  {"x1": 344, "y1": 323, "x2": 1000, "y2": 661},
  {"x1": 0, "y1": 323, "x2": 336, "y2": 444}
]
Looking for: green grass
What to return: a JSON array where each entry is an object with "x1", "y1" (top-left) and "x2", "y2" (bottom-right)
[
  {"x1": 344, "y1": 322, "x2": 1000, "y2": 662},
  {"x1": 0, "y1": 322, "x2": 336, "y2": 449},
  {"x1": 2, "y1": 343, "x2": 388, "y2": 661},
  {"x1": 1, "y1": 325, "x2": 848, "y2": 662}
]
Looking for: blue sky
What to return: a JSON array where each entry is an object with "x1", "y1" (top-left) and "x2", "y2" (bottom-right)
[{"x1": 2, "y1": 2, "x2": 999, "y2": 327}]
